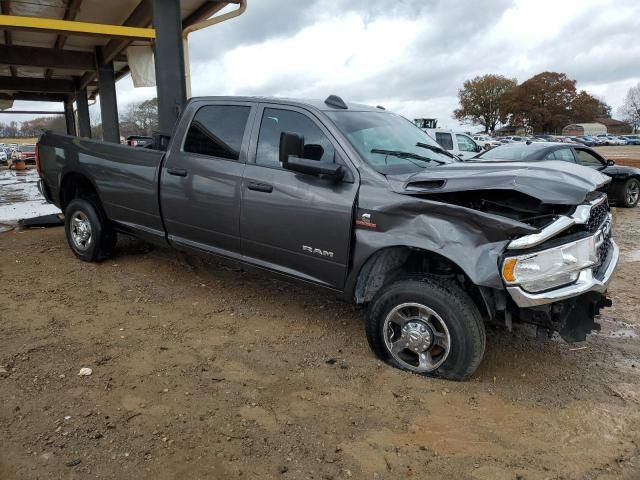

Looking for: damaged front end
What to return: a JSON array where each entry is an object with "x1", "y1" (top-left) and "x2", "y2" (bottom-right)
[
  {"x1": 383, "y1": 162, "x2": 617, "y2": 342},
  {"x1": 500, "y1": 195, "x2": 618, "y2": 342},
  {"x1": 517, "y1": 292, "x2": 612, "y2": 342}
]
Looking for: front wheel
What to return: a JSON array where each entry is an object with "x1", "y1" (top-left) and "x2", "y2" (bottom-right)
[
  {"x1": 366, "y1": 277, "x2": 486, "y2": 380},
  {"x1": 620, "y1": 178, "x2": 640, "y2": 208}
]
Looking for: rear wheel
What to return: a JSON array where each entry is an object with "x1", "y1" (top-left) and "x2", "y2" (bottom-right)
[
  {"x1": 64, "y1": 198, "x2": 116, "y2": 262},
  {"x1": 366, "y1": 277, "x2": 486, "y2": 380}
]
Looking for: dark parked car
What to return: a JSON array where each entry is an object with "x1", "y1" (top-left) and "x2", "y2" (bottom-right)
[
  {"x1": 126, "y1": 135, "x2": 153, "y2": 148},
  {"x1": 37, "y1": 96, "x2": 618, "y2": 380},
  {"x1": 473, "y1": 142, "x2": 640, "y2": 207}
]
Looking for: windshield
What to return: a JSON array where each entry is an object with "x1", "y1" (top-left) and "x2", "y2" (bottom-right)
[
  {"x1": 326, "y1": 111, "x2": 457, "y2": 174},
  {"x1": 20, "y1": 145, "x2": 35, "y2": 152},
  {"x1": 474, "y1": 143, "x2": 546, "y2": 161}
]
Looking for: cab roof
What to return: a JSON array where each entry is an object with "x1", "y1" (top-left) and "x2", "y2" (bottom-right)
[{"x1": 189, "y1": 95, "x2": 386, "y2": 113}]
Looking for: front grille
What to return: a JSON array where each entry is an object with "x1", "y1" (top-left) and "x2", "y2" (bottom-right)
[
  {"x1": 594, "y1": 237, "x2": 612, "y2": 280},
  {"x1": 586, "y1": 201, "x2": 609, "y2": 233}
]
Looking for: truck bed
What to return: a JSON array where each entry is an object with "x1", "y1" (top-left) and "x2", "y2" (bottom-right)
[{"x1": 38, "y1": 132, "x2": 167, "y2": 240}]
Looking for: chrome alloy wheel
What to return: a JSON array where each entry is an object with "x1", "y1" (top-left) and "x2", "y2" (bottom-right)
[
  {"x1": 383, "y1": 302, "x2": 451, "y2": 373},
  {"x1": 627, "y1": 180, "x2": 639, "y2": 206},
  {"x1": 70, "y1": 211, "x2": 92, "y2": 251}
]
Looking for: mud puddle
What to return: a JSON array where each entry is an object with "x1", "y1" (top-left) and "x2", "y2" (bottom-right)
[
  {"x1": 622, "y1": 249, "x2": 640, "y2": 263},
  {"x1": 0, "y1": 168, "x2": 61, "y2": 223}
]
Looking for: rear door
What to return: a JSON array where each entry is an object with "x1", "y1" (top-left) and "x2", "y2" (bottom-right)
[
  {"x1": 434, "y1": 132, "x2": 454, "y2": 153},
  {"x1": 240, "y1": 104, "x2": 358, "y2": 288},
  {"x1": 160, "y1": 101, "x2": 256, "y2": 254}
]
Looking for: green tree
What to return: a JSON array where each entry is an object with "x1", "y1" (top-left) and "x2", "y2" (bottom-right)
[
  {"x1": 453, "y1": 74, "x2": 517, "y2": 133},
  {"x1": 504, "y1": 72, "x2": 577, "y2": 133},
  {"x1": 572, "y1": 91, "x2": 611, "y2": 122}
]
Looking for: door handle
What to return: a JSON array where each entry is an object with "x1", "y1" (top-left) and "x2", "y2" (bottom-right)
[
  {"x1": 167, "y1": 168, "x2": 188, "y2": 177},
  {"x1": 247, "y1": 182, "x2": 273, "y2": 193}
]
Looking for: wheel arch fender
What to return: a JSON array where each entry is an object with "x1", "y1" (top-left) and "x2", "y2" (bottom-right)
[
  {"x1": 349, "y1": 244, "x2": 499, "y2": 320},
  {"x1": 58, "y1": 169, "x2": 103, "y2": 212}
]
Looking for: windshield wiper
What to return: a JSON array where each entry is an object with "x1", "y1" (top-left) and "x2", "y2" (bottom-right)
[
  {"x1": 370, "y1": 149, "x2": 443, "y2": 166},
  {"x1": 415, "y1": 142, "x2": 453, "y2": 162}
]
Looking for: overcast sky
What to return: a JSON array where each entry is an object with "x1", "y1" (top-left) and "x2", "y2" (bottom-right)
[{"x1": 7, "y1": 0, "x2": 640, "y2": 129}]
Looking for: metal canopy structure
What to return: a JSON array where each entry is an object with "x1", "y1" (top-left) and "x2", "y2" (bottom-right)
[{"x1": 0, "y1": 0, "x2": 242, "y2": 141}]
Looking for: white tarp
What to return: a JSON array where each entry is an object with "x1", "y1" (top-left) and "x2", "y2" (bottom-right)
[{"x1": 126, "y1": 46, "x2": 156, "y2": 88}]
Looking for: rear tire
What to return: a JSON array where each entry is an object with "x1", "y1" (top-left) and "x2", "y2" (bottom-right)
[
  {"x1": 619, "y1": 178, "x2": 640, "y2": 208},
  {"x1": 366, "y1": 277, "x2": 485, "y2": 380},
  {"x1": 64, "y1": 198, "x2": 116, "y2": 262}
]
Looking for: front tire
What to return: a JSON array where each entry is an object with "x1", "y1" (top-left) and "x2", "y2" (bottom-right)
[
  {"x1": 620, "y1": 178, "x2": 640, "y2": 208},
  {"x1": 64, "y1": 198, "x2": 116, "y2": 262},
  {"x1": 366, "y1": 277, "x2": 486, "y2": 380}
]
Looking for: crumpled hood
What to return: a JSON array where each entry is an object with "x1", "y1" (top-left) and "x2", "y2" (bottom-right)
[{"x1": 386, "y1": 160, "x2": 611, "y2": 205}]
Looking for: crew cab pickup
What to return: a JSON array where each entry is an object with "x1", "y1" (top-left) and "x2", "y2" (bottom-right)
[{"x1": 37, "y1": 95, "x2": 619, "y2": 380}]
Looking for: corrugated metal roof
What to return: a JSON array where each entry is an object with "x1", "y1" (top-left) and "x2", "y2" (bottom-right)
[
  {"x1": 595, "y1": 117, "x2": 630, "y2": 127},
  {"x1": 0, "y1": 0, "x2": 233, "y2": 100}
]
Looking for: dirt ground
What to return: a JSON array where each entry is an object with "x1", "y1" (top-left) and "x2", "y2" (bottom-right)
[
  {"x1": 1, "y1": 207, "x2": 640, "y2": 480},
  {"x1": 594, "y1": 146, "x2": 640, "y2": 167}
]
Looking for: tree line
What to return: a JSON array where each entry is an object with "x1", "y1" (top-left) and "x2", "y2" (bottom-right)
[
  {"x1": 0, "y1": 116, "x2": 67, "y2": 138},
  {"x1": 453, "y1": 71, "x2": 617, "y2": 134},
  {"x1": 0, "y1": 97, "x2": 159, "y2": 140}
]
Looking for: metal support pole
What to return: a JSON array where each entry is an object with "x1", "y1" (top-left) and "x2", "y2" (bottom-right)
[
  {"x1": 96, "y1": 46, "x2": 120, "y2": 143},
  {"x1": 76, "y1": 87, "x2": 92, "y2": 138},
  {"x1": 151, "y1": 0, "x2": 187, "y2": 133},
  {"x1": 64, "y1": 97, "x2": 77, "y2": 136}
]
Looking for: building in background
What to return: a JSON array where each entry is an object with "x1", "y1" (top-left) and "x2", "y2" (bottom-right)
[{"x1": 561, "y1": 119, "x2": 632, "y2": 136}]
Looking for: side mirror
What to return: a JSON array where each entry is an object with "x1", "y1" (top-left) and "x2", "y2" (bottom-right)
[
  {"x1": 285, "y1": 157, "x2": 344, "y2": 178},
  {"x1": 279, "y1": 131, "x2": 304, "y2": 167},
  {"x1": 279, "y1": 131, "x2": 344, "y2": 179},
  {"x1": 606, "y1": 159, "x2": 615, "y2": 166},
  {"x1": 475, "y1": 143, "x2": 483, "y2": 152}
]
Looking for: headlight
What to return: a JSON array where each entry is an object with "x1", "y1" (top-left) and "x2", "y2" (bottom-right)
[{"x1": 502, "y1": 236, "x2": 597, "y2": 293}]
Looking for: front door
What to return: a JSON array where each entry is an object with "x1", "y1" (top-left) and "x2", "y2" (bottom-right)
[
  {"x1": 160, "y1": 102, "x2": 255, "y2": 254},
  {"x1": 240, "y1": 105, "x2": 358, "y2": 288},
  {"x1": 455, "y1": 134, "x2": 479, "y2": 160}
]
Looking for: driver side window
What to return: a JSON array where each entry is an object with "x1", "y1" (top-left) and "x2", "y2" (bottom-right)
[
  {"x1": 256, "y1": 108, "x2": 335, "y2": 168},
  {"x1": 575, "y1": 149, "x2": 604, "y2": 167},
  {"x1": 456, "y1": 134, "x2": 477, "y2": 152}
]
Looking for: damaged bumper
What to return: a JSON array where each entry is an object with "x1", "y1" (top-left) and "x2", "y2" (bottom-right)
[{"x1": 507, "y1": 239, "x2": 619, "y2": 308}]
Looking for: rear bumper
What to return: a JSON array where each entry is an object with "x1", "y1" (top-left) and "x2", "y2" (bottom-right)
[{"x1": 506, "y1": 239, "x2": 619, "y2": 308}]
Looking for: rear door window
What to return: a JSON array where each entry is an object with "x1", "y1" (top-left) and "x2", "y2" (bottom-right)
[
  {"x1": 435, "y1": 132, "x2": 453, "y2": 150},
  {"x1": 184, "y1": 105, "x2": 251, "y2": 160}
]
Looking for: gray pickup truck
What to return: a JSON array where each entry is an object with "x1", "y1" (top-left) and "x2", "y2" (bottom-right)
[{"x1": 37, "y1": 95, "x2": 618, "y2": 380}]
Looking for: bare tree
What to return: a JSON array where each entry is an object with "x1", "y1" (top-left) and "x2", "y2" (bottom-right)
[
  {"x1": 120, "y1": 98, "x2": 158, "y2": 136},
  {"x1": 618, "y1": 83, "x2": 640, "y2": 133}
]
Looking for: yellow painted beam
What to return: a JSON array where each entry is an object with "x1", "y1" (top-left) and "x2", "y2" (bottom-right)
[{"x1": 0, "y1": 14, "x2": 155, "y2": 40}]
